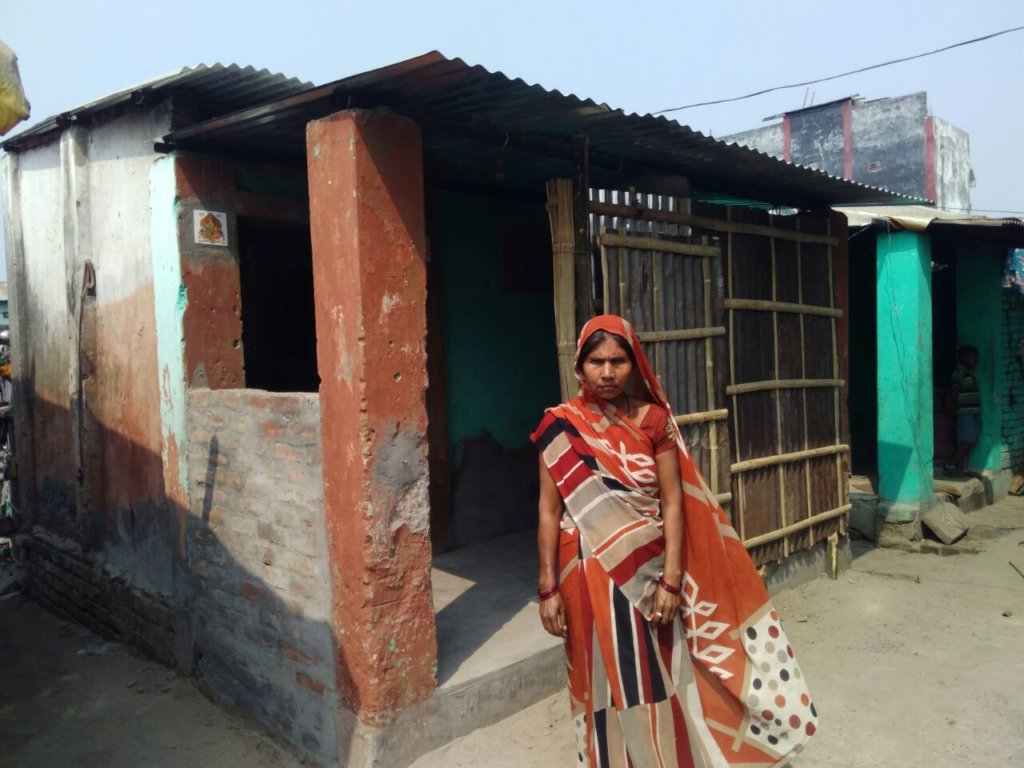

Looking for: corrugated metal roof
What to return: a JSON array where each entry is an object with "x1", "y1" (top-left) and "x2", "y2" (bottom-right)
[
  {"x1": 836, "y1": 204, "x2": 1024, "y2": 246},
  {"x1": 839, "y1": 205, "x2": 968, "y2": 229},
  {"x1": 162, "y1": 52, "x2": 922, "y2": 208},
  {"x1": 1, "y1": 63, "x2": 312, "y2": 152}
]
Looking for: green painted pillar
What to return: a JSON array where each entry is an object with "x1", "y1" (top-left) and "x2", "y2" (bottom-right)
[
  {"x1": 876, "y1": 231, "x2": 933, "y2": 536},
  {"x1": 955, "y1": 246, "x2": 1006, "y2": 474}
]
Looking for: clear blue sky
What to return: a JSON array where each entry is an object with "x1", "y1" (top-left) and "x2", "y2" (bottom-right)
[{"x1": 2, "y1": 0, "x2": 1023, "y2": 281}]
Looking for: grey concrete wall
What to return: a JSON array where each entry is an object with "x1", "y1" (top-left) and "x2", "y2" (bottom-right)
[
  {"x1": 932, "y1": 116, "x2": 973, "y2": 212},
  {"x1": 721, "y1": 124, "x2": 784, "y2": 158},
  {"x1": 186, "y1": 388, "x2": 339, "y2": 764},
  {"x1": 789, "y1": 105, "x2": 844, "y2": 173},
  {"x1": 850, "y1": 92, "x2": 928, "y2": 200},
  {"x1": 723, "y1": 93, "x2": 972, "y2": 211}
]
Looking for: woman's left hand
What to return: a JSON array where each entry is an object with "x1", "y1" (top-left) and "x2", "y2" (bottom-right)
[{"x1": 648, "y1": 585, "x2": 682, "y2": 628}]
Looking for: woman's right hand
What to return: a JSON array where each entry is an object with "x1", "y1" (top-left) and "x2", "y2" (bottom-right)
[{"x1": 539, "y1": 592, "x2": 567, "y2": 638}]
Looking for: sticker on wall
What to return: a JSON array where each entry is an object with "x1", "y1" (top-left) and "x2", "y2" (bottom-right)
[{"x1": 193, "y1": 210, "x2": 229, "y2": 247}]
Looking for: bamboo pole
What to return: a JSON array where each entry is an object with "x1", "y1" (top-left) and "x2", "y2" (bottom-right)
[
  {"x1": 726, "y1": 378, "x2": 845, "y2": 395},
  {"x1": 715, "y1": 492, "x2": 733, "y2": 505},
  {"x1": 618, "y1": 227, "x2": 627, "y2": 321},
  {"x1": 770, "y1": 223, "x2": 789, "y2": 558},
  {"x1": 726, "y1": 207, "x2": 745, "y2": 542},
  {"x1": 675, "y1": 408, "x2": 730, "y2": 426},
  {"x1": 548, "y1": 178, "x2": 577, "y2": 400},
  {"x1": 598, "y1": 232, "x2": 721, "y2": 258},
  {"x1": 653, "y1": 247, "x2": 663, "y2": 381},
  {"x1": 635, "y1": 327, "x2": 725, "y2": 342},
  {"x1": 731, "y1": 444, "x2": 850, "y2": 474},
  {"x1": 743, "y1": 504, "x2": 852, "y2": 549},
  {"x1": 827, "y1": 220, "x2": 846, "y2": 538},
  {"x1": 797, "y1": 218, "x2": 814, "y2": 551},
  {"x1": 724, "y1": 298, "x2": 843, "y2": 318},
  {"x1": 572, "y1": 136, "x2": 591, "y2": 331},
  {"x1": 588, "y1": 201, "x2": 839, "y2": 246},
  {"x1": 702, "y1": 245, "x2": 719, "y2": 496},
  {"x1": 600, "y1": 239, "x2": 610, "y2": 315}
]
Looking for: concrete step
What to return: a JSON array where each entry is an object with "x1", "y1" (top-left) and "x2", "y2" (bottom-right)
[{"x1": 370, "y1": 530, "x2": 566, "y2": 767}]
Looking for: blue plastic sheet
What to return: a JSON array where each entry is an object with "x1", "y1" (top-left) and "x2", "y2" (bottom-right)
[{"x1": 1003, "y1": 248, "x2": 1024, "y2": 296}]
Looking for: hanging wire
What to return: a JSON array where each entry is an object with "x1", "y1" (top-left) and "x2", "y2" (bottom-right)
[{"x1": 654, "y1": 24, "x2": 1024, "y2": 115}]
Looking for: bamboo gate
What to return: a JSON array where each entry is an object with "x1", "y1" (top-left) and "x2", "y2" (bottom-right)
[{"x1": 547, "y1": 179, "x2": 850, "y2": 565}]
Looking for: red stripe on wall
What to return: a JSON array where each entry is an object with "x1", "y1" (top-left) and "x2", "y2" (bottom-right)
[
  {"x1": 924, "y1": 115, "x2": 936, "y2": 203},
  {"x1": 842, "y1": 100, "x2": 853, "y2": 179},
  {"x1": 783, "y1": 115, "x2": 791, "y2": 163}
]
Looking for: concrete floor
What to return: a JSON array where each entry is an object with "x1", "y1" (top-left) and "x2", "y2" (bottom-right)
[
  {"x1": 413, "y1": 494, "x2": 1024, "y2": 768},
  {"x1": 5, "y1": 496, "x2": 1023, "y2": 767},
  {"x1": 432, "y1": 529, "x2": 562, "y2": 689}
]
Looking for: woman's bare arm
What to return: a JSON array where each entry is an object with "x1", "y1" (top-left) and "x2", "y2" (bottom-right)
[
  {"x1": 537, "y1": 453, "x2": 567, "y2": 637},
  {"x1": 651, "y1": 449, "x2": 684, "y2": 627}
]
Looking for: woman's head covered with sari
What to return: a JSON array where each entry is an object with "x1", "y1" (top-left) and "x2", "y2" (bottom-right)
[{"x1": 573, "y1": 314, "x2": 680, "y2": 430}]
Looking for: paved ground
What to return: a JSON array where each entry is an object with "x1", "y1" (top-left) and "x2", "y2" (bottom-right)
[
  {"x1": 413, "y1": 495, "x2": 1024, "y2": 768},
  {"x1": 2, "y1": 495, "x2": 1023, "y2": 768}
]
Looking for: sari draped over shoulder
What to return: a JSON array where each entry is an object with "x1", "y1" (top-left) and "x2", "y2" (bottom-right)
[{"x1": 531, "y1": 315, "x2": 816, "y2": 768}]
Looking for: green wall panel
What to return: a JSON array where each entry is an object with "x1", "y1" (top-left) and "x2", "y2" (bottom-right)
[
  {"x1": 436, "y1": 191, "x2": 560, "y2": 462},
  {"x1": 876, "y1": 231, "x2": 933, "y2": 509}
]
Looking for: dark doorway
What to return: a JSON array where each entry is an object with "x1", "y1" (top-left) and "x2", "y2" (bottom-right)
[
  {"x1": 237, "y1": 217, "x2": 319, "y2": 392},
  {"x1": 931, "y1": 242, "x2": 958, "y2": 463},
  {"x1": 425, "y1": 188, "x2": 560, "y2": 553},
  {"x1": 848, "y1": 232, "x2": 878, "y2": 474}
]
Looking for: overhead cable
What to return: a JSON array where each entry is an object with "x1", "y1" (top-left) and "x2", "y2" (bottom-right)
[{"x1": 653, "y1": 24, "x2": 1024, "y2": 114}]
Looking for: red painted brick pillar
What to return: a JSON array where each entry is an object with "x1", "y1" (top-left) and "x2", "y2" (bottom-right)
[{"x1": 306, "y1": 109, "x2": 437, "y2": 724}]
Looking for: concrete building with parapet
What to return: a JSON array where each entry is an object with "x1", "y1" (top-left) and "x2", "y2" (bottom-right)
[{"x1": 723, "y1": 92, "x2": 973, "y2": 213}]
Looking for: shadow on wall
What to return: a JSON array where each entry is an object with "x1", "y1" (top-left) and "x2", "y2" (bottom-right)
[
  {"x1": 15, "y1": 391, "x2": 358, "y2": 766},
  {"x1": 448, "y1": 433, "x2": 539, "y2": 549},
  {"x1": 875, "y1": 440, "x2": 917, "y2": 506}
]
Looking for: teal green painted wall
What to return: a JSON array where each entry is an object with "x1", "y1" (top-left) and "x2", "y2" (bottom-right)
[
  {"x1": 150, "y1": 155, "x2": 188, "y2": 494},
  {"x1": 956, "y1": 246, "x2": 1006, "y2": 473},
  {"x1": 876, "y1": 231, "x2": 933, "y2": 510},
  {"x1": 437, "y1": 191, "x2": 560, "y2": 461}
]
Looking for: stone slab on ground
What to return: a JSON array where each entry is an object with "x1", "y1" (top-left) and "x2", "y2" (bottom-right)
[
  {"x1": 934, "y1": 473, "x2": 987, "y2": 512},
  {"x1": 848, "y1": 492, "x2": 878, "y2": 540},
  {"x1": 922, "y1": 501, "x2": 970, "y2": 544}
]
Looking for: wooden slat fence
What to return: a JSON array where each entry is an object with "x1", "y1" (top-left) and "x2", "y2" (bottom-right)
[{"x1": 546, "y1": 182, "x2": 849, "y2": 564}]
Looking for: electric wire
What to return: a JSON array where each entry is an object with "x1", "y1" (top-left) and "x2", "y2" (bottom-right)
[{"x1": 654, "y1": 24, "x2": 1024, "y2": 115}]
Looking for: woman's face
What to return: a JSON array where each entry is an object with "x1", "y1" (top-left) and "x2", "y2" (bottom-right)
[{"x1": 580, "y1": 336, "x2": 633, "y2": 402}]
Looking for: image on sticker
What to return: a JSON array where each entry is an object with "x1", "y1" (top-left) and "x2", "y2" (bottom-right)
[{"x1": 194, "y1": 210, "x2": 229, "y2": 246}]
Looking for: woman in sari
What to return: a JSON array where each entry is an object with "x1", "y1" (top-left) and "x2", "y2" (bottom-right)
[{"x1": 532, "y1": 315, "x2": 816, "y2": 768}]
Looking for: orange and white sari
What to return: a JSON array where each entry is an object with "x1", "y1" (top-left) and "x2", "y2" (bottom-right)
[{"x1": 532, "y1": 315, "x2": 816, "y2": 768}]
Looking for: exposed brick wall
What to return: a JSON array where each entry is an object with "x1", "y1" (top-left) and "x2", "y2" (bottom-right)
[
  {"x1": 186, "y1": 389, "x2": 338, "y2": 763},
  {"x1": 22, "y1": 531, "x2": 178, "y2": 666},
  {"x1": 1002, "y1": 289, "x2": 1024, "y2": 471}
]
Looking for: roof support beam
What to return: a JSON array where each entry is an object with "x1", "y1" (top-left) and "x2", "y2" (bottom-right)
[{"x1": 573, "y1": 134, "x2": 593, "y2": 329}]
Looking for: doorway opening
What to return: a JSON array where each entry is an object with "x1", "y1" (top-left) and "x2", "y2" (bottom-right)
[{"x1": 237, "y1": 217, "x2": 319, "y2": 392}]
